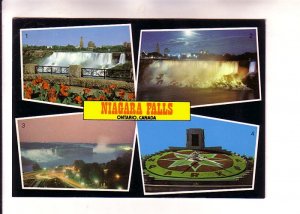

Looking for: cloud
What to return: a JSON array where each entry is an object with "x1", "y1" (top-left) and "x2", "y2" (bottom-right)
[
  {"x1": 161, "y1": 33, "x2": 204, "y2": 47},
  {"x1": 162, "y1": 39, "x2": 186, "y2": 46}
]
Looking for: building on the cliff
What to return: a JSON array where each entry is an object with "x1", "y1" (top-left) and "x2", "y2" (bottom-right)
[
  {"x1": 87, "y1": 41, "x2": 96, "y2": 51},
  {"x1": 155, "y1": 43, "x2": 160, "y2": 54},
  {"x1": 79, "y1": 37, "x2": 84, "y2": 48}
]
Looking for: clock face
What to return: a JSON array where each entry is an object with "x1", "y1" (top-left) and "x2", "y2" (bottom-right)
[{"x1": 144, "y1": 150, "x2": 248, "y2": 181}]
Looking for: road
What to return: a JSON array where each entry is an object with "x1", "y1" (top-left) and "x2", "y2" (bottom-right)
[{"x1": 23, "y1": 169, "x2": 83, "y2": 188}]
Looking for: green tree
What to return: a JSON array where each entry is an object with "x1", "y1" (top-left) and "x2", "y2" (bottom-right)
[{"x1": 73, "y1": 160, "x2": 85, "y2": 170}]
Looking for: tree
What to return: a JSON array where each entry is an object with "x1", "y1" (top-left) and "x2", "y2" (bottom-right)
[{"x1": 73, "y1": 160, "x2": 85, "y2": 170}]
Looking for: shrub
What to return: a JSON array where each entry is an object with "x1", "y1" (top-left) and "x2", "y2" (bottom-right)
[
  {"x1": 71, "y1": 77, "x2": 134, "y2": 91},
  {"x1": 23, "y1": 74, "x2": 134, "y2": 91}
]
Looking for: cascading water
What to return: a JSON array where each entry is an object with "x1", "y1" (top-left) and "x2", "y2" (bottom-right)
[
  {"x1": 21, "y1": 148, "x2": 62, "y2": 163},
  {"x1": 248, "y1": 61, "x2": 257, "y2": 73},
  {"x1": 41, "y1": 52, "x2": 116, "y2": 68},
  {"x1": 118, "y1": 53, "x2": 126, "y2": 64},
  {"x1": 143, "y1": 60, "x2": 246, "y2": 89}
]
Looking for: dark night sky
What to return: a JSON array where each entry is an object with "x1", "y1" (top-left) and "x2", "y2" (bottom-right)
[{"x1": 141, "y1": 28, "x2": 257, "y2": 55}]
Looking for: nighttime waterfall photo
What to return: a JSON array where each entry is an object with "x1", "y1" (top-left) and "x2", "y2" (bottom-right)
[
  {"x1": 137, "y1": 28, "x2": 260, "y2": 107},
  {"x1": 16, "y1": 113, "x2": 136, "y2": 191}
]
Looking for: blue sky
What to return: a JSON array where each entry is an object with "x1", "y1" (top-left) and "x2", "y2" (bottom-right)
[
  {"x1": 22, "y1": 25, "x2": 131, "y2": 47},
  {"x1": 138, "y1": 116, "x2": 258, "y2": 157},
  {"x1": 141, "y1": 29, "x2": 257, "y2": 55}
]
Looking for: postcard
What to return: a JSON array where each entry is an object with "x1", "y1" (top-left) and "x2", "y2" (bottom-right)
[{"x1": 12, "y1": 18, "x2": 265, "y2": 198}]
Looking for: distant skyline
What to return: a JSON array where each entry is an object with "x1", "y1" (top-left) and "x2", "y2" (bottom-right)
[
  {"x1": 141, "y1": 28, "x2": 257, "y2": 55},
  {"x1": 18, "y1": 114, "x2": 135, "y2": 144},
  {"x1": 21, "y1": 25, "x2": 131, "y2": 47},
  {"x1": 138, "y1": 116, "x2": 258, "y2": 157}
]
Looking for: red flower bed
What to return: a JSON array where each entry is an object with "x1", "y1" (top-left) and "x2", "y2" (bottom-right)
[{"x1": 24, "y1": 76, "x2": 135, "y2": 107}]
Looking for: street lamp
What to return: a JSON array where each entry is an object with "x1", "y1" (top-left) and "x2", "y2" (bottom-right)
[
  {"x1": 103, "y1": 169, "x2": 108, "y2": 188},
  {"x1": 115, "y1": 174, "x2": 120, "y2": 180},
  {"x1": 103, "y1": 169, "x2": 108, "y2": 174}
]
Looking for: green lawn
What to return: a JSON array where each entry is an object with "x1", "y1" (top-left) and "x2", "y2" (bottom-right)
[{"x1": 144, "y1": 151, "x2": 248, "y2": 181}]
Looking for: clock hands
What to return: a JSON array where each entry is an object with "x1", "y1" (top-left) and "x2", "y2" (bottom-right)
[
  {"x1": 180, "y1": 151, "x2": 203, "y2": 174},
  {"x1": 160, "y1": 151, "x2": 232, "y2": 173},
  {"x1": 181, "y1": 160, "x2": 198, "y2": 174},
  {"x1": 179, "y1": 151, "x2": 229, "y2": 173}
]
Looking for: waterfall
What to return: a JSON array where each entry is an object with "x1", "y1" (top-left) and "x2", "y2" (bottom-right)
[
  {"x1": 21, "y1": 149, "x2": 62, "y2": 163},
  {"x1": 118, "y1": 53, "x2": 126, "y2": 64},
  {"x1": 249, "y1": 61, "x2": 257, "y2": 73},
  {"x1": 41, "y1": 52, "x2": 114, "y2": 68},
  {"x1": 143, "y1": 60, "x2": 246, "y2": 88}
]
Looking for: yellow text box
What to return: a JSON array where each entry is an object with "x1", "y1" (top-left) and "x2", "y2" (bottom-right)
[{"x1": 84, "y1": 101, "x2": 190, "y2": 121}]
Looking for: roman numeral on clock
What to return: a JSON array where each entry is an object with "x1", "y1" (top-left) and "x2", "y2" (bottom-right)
[
  {"x1": 164, "y1": 171, "x2": 172, "y2": 175},
  {"x1": 190, "y1": 173, "x2": 199, "y2": 177}
]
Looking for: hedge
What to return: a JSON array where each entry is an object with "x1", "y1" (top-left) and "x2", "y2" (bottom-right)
[{"x1": 23, "y1": 74, "x2": 134, "y2": 91}]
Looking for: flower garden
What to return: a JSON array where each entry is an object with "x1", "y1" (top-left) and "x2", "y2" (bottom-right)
[{"x1": 24, "y1": 76, "x2": 135, "y2": 107}]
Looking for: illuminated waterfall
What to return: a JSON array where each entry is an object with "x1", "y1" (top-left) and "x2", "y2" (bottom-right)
[
  {"x1": 249, "y1": 61, "x2": 257, "y2": 73},
  {"x1": 21, "y1": 149, "x2": 62, "y2": 163},
  {"x1": 143, "y1": 60, "x2": 246, "y2": 89}
]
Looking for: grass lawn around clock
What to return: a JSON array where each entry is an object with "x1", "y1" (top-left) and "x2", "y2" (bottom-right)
[{"x1": 144, "y1": 150, "x2": 248, "y2": 182}]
